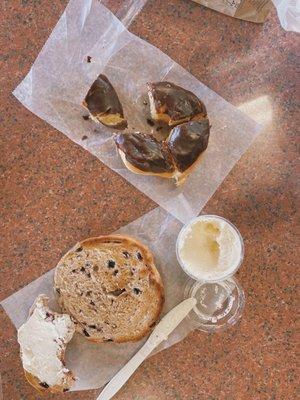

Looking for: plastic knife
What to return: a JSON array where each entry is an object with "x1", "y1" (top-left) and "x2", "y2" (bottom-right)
[{"x1": 96, "y1": 297, "x2": 197, "y2": 400}]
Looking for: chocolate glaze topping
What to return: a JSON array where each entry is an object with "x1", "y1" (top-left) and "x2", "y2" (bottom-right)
[
  {"x1": 148, "y1": 81, "x2": 207, "y2": 124},
  {"x1": 167, "y1": 119, "x2": 210, "y2": 172},
  {"x1": 84, "y1": 74, "x2": 127, "y2": 129},
  {"x1": 114, "y1": 133, "x2": 175, "y2": 174}
]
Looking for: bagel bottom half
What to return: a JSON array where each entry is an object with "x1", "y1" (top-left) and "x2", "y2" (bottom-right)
[
  {"x1": 24, "y1": 371, "x2": 72, "y2": 394},
  {"x1": 54, "y1": 235, "x2": 164, "y2": 343}
]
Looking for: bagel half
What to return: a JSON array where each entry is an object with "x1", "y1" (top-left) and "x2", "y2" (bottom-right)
[
  {"x1": 54, "y1": 235, "x2": 164, "y2": 343},
  {"x1": 18, "y1": 295, "x2": 75, "y2": 393}
]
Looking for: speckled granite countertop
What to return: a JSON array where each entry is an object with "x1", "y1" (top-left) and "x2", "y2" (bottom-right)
[{"x1": 0, "y1": 1, "x2": 298, "y2": 399}]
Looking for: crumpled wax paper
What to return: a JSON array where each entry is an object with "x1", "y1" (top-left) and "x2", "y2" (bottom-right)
[
  {"x1": 1, "y1": 207, "x2": 199, "y2": 391},
  {"x1": 13, "y1": 0, "x2": 261, "y2": 224}
]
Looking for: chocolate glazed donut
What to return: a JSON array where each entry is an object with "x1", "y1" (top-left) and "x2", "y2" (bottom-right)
[{"x1": 82, "y1": 77, "x2": 210, "y2": 184}]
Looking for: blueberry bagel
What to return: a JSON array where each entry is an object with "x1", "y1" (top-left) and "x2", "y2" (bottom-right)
[{"x1": 54, "y1": 235, "x2": 164, "y2": 343}]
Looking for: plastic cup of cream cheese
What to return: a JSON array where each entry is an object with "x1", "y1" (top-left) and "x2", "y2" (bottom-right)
[
  {"x1": 176, "y1": 215, "x2": 245, "y2": 332},
  {"x1": 176, "y1": 215, "x2": 244, "y2": 282}
]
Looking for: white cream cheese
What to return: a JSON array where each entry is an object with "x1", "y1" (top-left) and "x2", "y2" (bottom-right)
[
  {"x1": 17, "y1": 295, "x2": 75, "y2": 387},
  {"x1": 177, "y1": 216, "x2": 243, "y2": 281}
]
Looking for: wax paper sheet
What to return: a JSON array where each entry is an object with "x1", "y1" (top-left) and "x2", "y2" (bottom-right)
[
  {"x1": 13, "y1": 0, "x2": 261, "y2": 224},
  {"x1": 1, "y1": 207, "x2": 200, "y2": 391}
]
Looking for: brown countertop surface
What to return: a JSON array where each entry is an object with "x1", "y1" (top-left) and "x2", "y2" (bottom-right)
[{"x1": 0, "y1": 1, "x2": 298, "y2": 399}]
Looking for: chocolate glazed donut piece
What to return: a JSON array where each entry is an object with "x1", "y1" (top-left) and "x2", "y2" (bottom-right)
[
  {"x1": 167, "y1": 119, "x2": 210, "y2": 172},
  {"x1": 147, "y1": 82, "x2": 207, "y2": 126},
  {"x1": 114, "y1": 133, "x2": 175, "y2": 174},
  {"x1": 83, "y1": 74, "x2": 127, "y2": 129}
]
